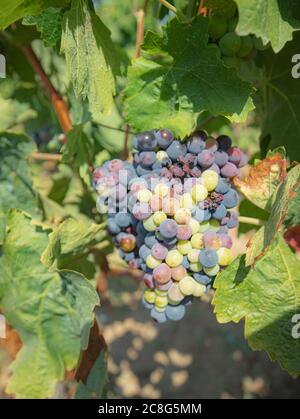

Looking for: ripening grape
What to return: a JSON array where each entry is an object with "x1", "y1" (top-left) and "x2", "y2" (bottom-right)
[
  {"x1": 177, "y1": 224, "x2": 193, "y2": 240},
  {"x1": 143, "y1": 215, "x2": 158, "y2": 232},
  {"x1": 221, "y1": 162, "x2": 239, "y2": 178},
  {"x1": 217, "y1": 247, "x2": 234, "y2": 266},
  {"x1": 171, "y1": 265, "x2": 187, "y2": 281},
  {"x1": 151, "y1": 243, "x2": 168, "y2": 260},
  {"x1": 197, "y1": 150, "x2": 215, "y2": 168},
  {"x1": 153, "y1": 263, "x2": 172, "y2": 284},
  {"x1": 165, "y1": 304, "x2": 186, "y2": 321},
  {"x1": 146, "y1": 254, "x2": 161, "y2": 269}
]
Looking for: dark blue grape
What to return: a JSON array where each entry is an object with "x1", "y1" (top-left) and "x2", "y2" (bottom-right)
[
  {"x1": 194, "y1": 272, "x2": 212, "y2": 285},
  {"x1": 166, "y1": 141, "x2": 187, "y2": 161},
  {"x1": 137, "y1": 131, "x2": 157, "y2": 151},
  {"x1": 107, "y1": 218, "x2": 121, "y2": 235},
  {"x1": 223, "y1": 189, "x2": 239, "y2": 208},
  {"x1": 151, "y1": 307, "x2": 167, "y2": 323},
  {"x1": 199, "y1": 248, "x2": 218, "y2": 268},
  {"x1": 159, "y1": 219, "x2": 178, "y2": 239},
  {"x1": 115, "y1": 212, "x2": 132, "y2": 228},
  {"x1": 215, "y1": 178, "x2": 230, "y2": 194},
  {"x1": 214, "y1": 150, "x2": 229, "y2": 167},
  {"x1": 212, "y1": 204, "x2": 227, "y2": 220},
  {"x1": 165, "y1": 304, "x2": 186, "y2": 321},
  {"x1": 217, "y1": 135, "x2": 232, "y2": 151},
  {"x1": 156, "y1": 129, "x2": 174, "y2": 149}
]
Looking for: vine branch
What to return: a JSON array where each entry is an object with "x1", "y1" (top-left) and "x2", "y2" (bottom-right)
[
  {"x1": 238, "y1": 216, "x2": 265, "y2": 226},
  {"x1": 159, "y1": 0, "x2": 177, "y2": 14},
  {"x1": 21, "y1": 45, "x2": 72, "y2": 136}
]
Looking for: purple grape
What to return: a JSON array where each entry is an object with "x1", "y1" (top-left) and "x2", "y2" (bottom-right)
[
  {"x1": 227, "y1": 211, "x2": 239, "y2": 228},
  {"x1": 157, "y1": 129, "x2": 174, "y2": 149},
  {"x1": 197, "y1": 150, "x2": 214, "y2": 168},
  {"x1": 139, "y1": 151, "x2": 156, "y2": 167},
  {"x1": 132, "y1": 203, "x2": 152, "y2": 220},
  {"x1": 219, "y1": 233, "x2": 233, "y2": 248},
  {"x1": 144, "y1": 273, "x2": 155, "y2": 289},
  {"x1": 176, "y1": 225, "x2": 192, "y2": 240},
  {"x1": 159, "y1": 219, "x2": 178, "y2": 240},
  {"x1": 136, "y1": 131, "x2": 157, "y2": 151},
  {"x1": 156, "y1": 280, "x2": 173, "y2": 290},
  {"x1": 214, "y1": 151, "x2": 229, "y2": 167},
  {"x1": 205, "y1": 163, "x2": 220, "y2": 174},
  {"x1": 216, "y1": 135, "x2": 232, "y2": 151},
  {"x1": 215, "y1": 178, "x2": 230, "y2": 194},
  {"x1": 220, "y1": 162, "x2": 239, "y2": 178},
  {"x1": 228, "y1": 147, "x2": 242, "y2": 165},
  {"x1": 238, "y1": 152, "x2": 248, "y2": 168},
  {"x1": 151, "y1": 243, "x2": 168, "y2": 260},
  {"x1": 166, "y1": 141, "x2": 187, "y2": 161},
  {"x1": 205, "y1": 138, "x2": 218, "y2": 152},
  {"x1": 187, "y1": 133, "x2": 206, "y2": 154}
]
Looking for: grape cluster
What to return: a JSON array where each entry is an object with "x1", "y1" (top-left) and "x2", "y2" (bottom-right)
[
  {"x1": 208, "y1": 4, "x2": 269, "y2": 69},
  {"x1": 93, "y1": 129, "x2": 247, "y2": 323}
]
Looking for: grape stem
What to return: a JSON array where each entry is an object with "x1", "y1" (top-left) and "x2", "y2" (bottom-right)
[
  {"x1": 197, "y1": 0, "x2": 208, "y2": 16},
  {"x1": 238, "y1": 216, "x2": 265, "y2": 226},
  {"x1": 122, "y1": 0, "x2": 150, "y2": 159},
  {"x1": 29, "y1": 152, "x2": 62, "y2": 162},
  {"x1": 20, "y1": 45, "x2": 72, "y2": 136},
  {"x1": 159, "y1": 0, "x2": 177, "y2": 14}
]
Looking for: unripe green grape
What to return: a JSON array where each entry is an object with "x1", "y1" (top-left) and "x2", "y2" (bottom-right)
[
  {"x1": 217, "y1": 247, "x2": 234, "y2": 266},
  {"x1": 202, "y1": 170, "x2": 218, "y2": 191},
  {"x1": 155, "y1": 295, "x2": 168, "y2": 309},
  {"x1": 155, "y1": 288, "x2": 168, "y2": 297},
  {"x1": 187, "y1": 248, "x2": 200, "y2": 263},
  {"x1": 189, "y1": 218, "x2": 200, "y2": 234},
  {"x1": 174, "y1": 208, "x2": 192, "y2": 224},
  {"x1": 189, "y1": 262, "x2": 203, "y2": 272},
  {"x1": 179, "y1": 276, "x2": 196, "y2": 296},
  {"x1": 204, "y1": 264, "x2": 220, "y2": 276},
  {"x1": 144, "y1": 289, "x2": 155, "y2": 304},
  {"x1": 198, "y1": 221, "x2": 210, "y2": 233},
  {"x1": 177, "y1": 240, "x2": 193, "y2": 255},
  {"x1": 191, "y1": 184, "x2": 208, "y2": 202},
  {"x1": 180, "y1": 193, "x2": 194, "y2": 210},
  {"x1": 137, "y1": 188, "x2": 152, "y2": 203},
  {"x1": 191, "y1": 233, "x2": 204, "y2": 249},
  {"x1": 237, "y1": 35, "x2": 253, "y2": 58},
  {"x1": 227, "y1": 17, "x2": 238, "y2": 32},
  {"x1": 168, "y1": 283, "x2": 185, "y2": 304},
  {"x1": 208, "y1": 15, "x2": 227, "y2": 40},
  {"x1": 143, "y1": 215, "x2": 157, "y2": 232},
  {"x1": 154, "y1": 183, "x2": 169, "y2": 197},
  {"x1": 166, "y1": 249, "x2": 183, "y2": 268},
  {"x1": 193, "y1": 282, "x2": 206, "y2": 297},
  {"x1": 156, "y1": 150, "x2": 168, "y2": 161},
  {"x1": 253, "y1": 36, "x2": 269, "y2": 51},
  {"x1": 153, "y1": 211, "x2": 167, "y2": 226},
  {"x1": 209, "y1": 219, "x2": 220, "y2": 232},
  {"x1": 219, "y1": 32, "x2": 242, "y2": 57},
  {"x1": 146, "y1": 254, "x2": 161, "y2": 269},
  {"x1": 222, "y1": 56, "x2": 241, "y2": 68}
]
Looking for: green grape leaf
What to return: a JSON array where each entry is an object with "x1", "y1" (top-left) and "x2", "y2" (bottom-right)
[
  {"x1": 233, "y1": 152, "x2": 288, "y2": 211},
  {"x1": 124, "y1": 16, "x2": 254, "y2": 138},
  {"x1": 284, "y1": 184, "x2": 300, "y2": 228},
  {"x1": 0, "y1": 210, "x2": 99, "y2": 398},
  {"x1": 235, "y1": 0, "x2": 300, "y2": 53},
  {"x1": 246, "y1": 164, "x2": 300, "y2": 265},
  {"x1": 62, "y1": 124, "x2": 94, "y2": 186},
  {"x1": 0, "y1": 97, "x2": 37, "y2": 131},
  {"x1": 23, "y1": 8, "x2": 63, "y2": 47},
  {"x1": 61, "y1": 0, "x2": 120, "y2": 118},
  {"x1": 213, "y1": 235, "x2": 300, "y2": 377},
  {"x1": 258, "y1": 32, "x2": 300, "y2": 162},
  {"x1": 41, "y1": 218, "x2": 106, "y2": 270},
  {"x1": 0, "y1": 132, "x2": 39, "y2": 244},
  {"x1": 0, "y1": 0, "x2": 69, "y2": 29}
]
